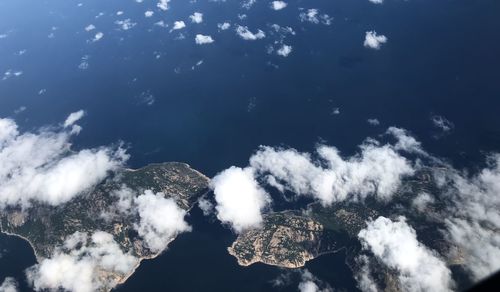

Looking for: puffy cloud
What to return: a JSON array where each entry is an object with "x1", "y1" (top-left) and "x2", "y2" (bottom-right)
[
  {"x1": 0, "y1": 118, "x2": 18, "y2": 146},
  {"x1": 299, "y1": 9, "x2": 332, "y2": 25},
  {"x1": 249, "y1": 138, "x2": 414, "y2": 205},
  {"x1": 358, "y1": 216, "x2": 454, "y2": 292},
  {"x1": 241, "y1": 0, "x2": 256, "y2": 9},
  {"x1": 211, "y1": 128, "x2": 416, "y2": 233},
  {"x1": 189, "y1": 12, "x2": 203, "y2": 24},
  {"x1": 198, "y1": 196, "x2": 214, "y2": 216},
  {"x1": 431, "y1": 115, "x2": 454, "y2": 132},
  {"x1": 300, "y1": 9, "x2": 320, "y2": 24},
  {"x1": 210, "y1": 167, "x2": 271, "y2": 233},
  {"x1": 436, "y1": 154, "x2": 500, "y2": 280},
  {"x1": 84, "y1": 24, "x2": 95, "y2": 32},
  {"x1": 298, "y1": 270, "x2": 332, "y2": 292},
  {"x1": 354, "y1": 255, "x2": 379, "y2": 292},
  {"x1": 91, "y1": 32, "x2": 103, "y2": 42},
  {"x1": 2, "y1": 70, "x2": 23, "y2": 81},
  {"x1": 170, "y1": 21, "x2": 186, "y2": 32},
  {"x1": 386, "y1": 127, "x2": 424, "y2": 154},
  {"x1": 63, "y1": 110, "x2": 85, "y2": 128},
  {"x1": 276, "y1": 44, "x2": 292, "y2": 57},
  {"x1": 368, "y1": 0, "x2": 383, "y2": 3},
  {"x1": 217, "y1": 22, "x2": 231, "y2": 31},
  {"x1": 26, "y1": 231, "x2": 137, "y2": 292},
  {"x1": 0, "y1": 112, "x2": 128, "y2": 209},
  {"x1": 367, "y1": 118, "x2": 380, "y2": 126},
  {"x1": 115, "y1": 19, "x2": 136, "y2": 31},
  {"x1": 0, "y1": 277, "x2": 18, "y2": 292},
  {"x1": 412, "y1": 192, "x2": 435, "y2": 212},
  {"x1": 134, "y1": 190, "x2": 192, "y2": 252},
  {"x1": 364, "y1": 31, "x2": 387, "y2": 50},
  {"x1": 195, "y1": 34, "x2": 214, "y2": 45},
  {"x1": 271, "y1": 1, "x2": 287, "y2": 10},
  {"x1": 157, "y1": 0, "x2": 170, "y2": 11},
  {"x1": 235, "y1": 26, "x2": 265, "y2": 40},
  {"x1": 144, "y1": 10, "x2": 154, "y2": 18}
]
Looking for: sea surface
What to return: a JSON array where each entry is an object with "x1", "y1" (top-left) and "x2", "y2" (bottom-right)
[{"x1": 1, "y1": 0, "x2": 500, "y2": 290}]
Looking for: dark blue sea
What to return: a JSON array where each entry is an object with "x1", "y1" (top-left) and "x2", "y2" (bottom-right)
[{"x1": 1, "y1": 0, "x2": 499, "y2": 290}]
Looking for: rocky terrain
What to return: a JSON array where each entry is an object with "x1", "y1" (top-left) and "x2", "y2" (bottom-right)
[{"x1": 0, "y1": 162, "x2": 209, "y2": 291}]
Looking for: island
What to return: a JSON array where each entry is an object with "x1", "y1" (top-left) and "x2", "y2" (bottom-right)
[
  {"x1": 0, "y1": 162, "x2": 210, "y2": 291},
  {"x1": 227, "y1": 169, "x2": 467, "y2": 291},
  {"x1": 228, "y1": 202, "x2": 379, "y2": 268}
]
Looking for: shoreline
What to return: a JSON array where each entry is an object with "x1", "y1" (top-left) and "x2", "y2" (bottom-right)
[
  {"x1": 0, "y1": 230, "x2": 43, "y2": 262},
  {"x1": 228, "y1": 241, "x2": 347, "y2": 269},
  {"x1": 0, "y1": 162, "x2": 211, "y2": 291}
]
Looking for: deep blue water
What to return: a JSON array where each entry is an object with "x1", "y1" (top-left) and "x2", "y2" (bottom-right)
[{"x1": 1, "y1": 0, "x2": 500, "y2": 290}]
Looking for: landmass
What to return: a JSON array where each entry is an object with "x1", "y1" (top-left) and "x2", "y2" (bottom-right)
[
  {"x1": 228, "y1": 202, "x2": 378, "y2": 268},
  {"x1": 0, "y1": 162, "x2": 209, "y2": 291},
  {"x1": 228, "y1": 169, "x2": 467, "y2": 290}
]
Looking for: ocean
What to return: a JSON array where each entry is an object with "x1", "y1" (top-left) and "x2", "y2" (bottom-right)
[{"x1": 1, "y1": 0, "x2": 499, "y2": 290}]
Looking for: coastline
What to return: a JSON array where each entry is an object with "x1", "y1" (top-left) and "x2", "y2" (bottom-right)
[
  {"x1": 0, "y1": 161, "x2": 211, "y2": 291},
  {"x1": 0, "y1": 230, "x2": 43, "y2": 262},
  {"x1": 228, "y1": 240, "x2": 347, "y2": 269}
]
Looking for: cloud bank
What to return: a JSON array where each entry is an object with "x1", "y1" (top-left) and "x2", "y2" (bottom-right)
[
  {"x1": 26, "y1": 231, "x2": 137, "y2": 292},
  {"x1": 358, "y1": 216, "x2": 454, "y2": 292},
  {"x1": 248, "y1": 132, "x2": 415, "y2": 205},
  {"x1": 0, "y1": 112, "x2": 128, "y2": 209}
]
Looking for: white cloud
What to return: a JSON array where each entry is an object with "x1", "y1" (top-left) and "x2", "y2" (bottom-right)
[
  {"x1": 155, "y1": 21, "x2": 168, "y2": 28},
  {"x1": 217, "y1": 22, "x2": 231, "y2": 31},
  {"x1": 26, "y1": 231, "x2": 137, "y2": 292},
  {"x1": 368, "y1": 0, "x2": 383, "y2": 4},
  {"x1": 64, "y1": 110, "x2": 85, "y2": 128},
  {"x1": 276, "y1": 44, "x2": 292, "y2": 57},
  {"x1": 386, "y1": 127, "x2": 424, "y2": 154},
  {"x1": 299, "y1": 9, "x2": 319, "y2": 24},
  {"x1": 0, "y1": 277, "x2": 18, "y2": 292},
  {"x1": 364, "y1": 31, "x2": 387, "y2": 50},
  {"x1": 354, "y1": 255, "x2": 379, "y2": 292},
  {"x1": 235, "y1": 26, "x2": 265, "y2": 40},
  {"x1": 412, "y1": 192, "x2": 435, "y2": 212},
  {"x1": 115, "y1": 19, "x2": 136, "y2": 31},
  {"x1": 84, "y1": 24, "x2": 95, "y2": 32},
  {"x1": 271, "y1": 1, "x2": 287, "y2": 10},
  {"x1": 431, "y1": 115, "x2": 454, "y2": 132},
  {"x1": 249, "y1": 138, "x2": 414, "y2": 205},
  {"x1": 2, "y1": 70, "x2": 23, "y2": 81},
  {"x1": 367, "y1": 118, "x2": 380, "y2": 126},
  {"x1": 144, "y1": 10, "x2": 154, "y2": 18},
  {"x1": 210, "y1": 167, "x2": 271, "y2": 233},
  {"x1": 298, "y1": 270, "x2": 332, "y2": 292},
  {"x1": 170, "y1": 21, "x2": 186, "y2": 32},
  {"x1": 320, "y1": 14, "x2": 333, "y2": 26},
  {"x1": 299, "y1": 9, "x2": 332, "y2": 25},
  {"x1": 198, "y1": 196, "x2": 214, "y2": 216},
  {"x1": 91, "y1": 32, "x2": 103, "y2": 42},
  {"x1": 242, "y1": 0, "x2": 256, "y2": 9},
  {"x1": 157, "y1": 0, "x2": 170, "y2": 10},
  {"x1": 436, "y1": 154, "x2": 500, "y2": 280},
  {"x1": 189, "y1": 12, "x2": 203, "y2": 24},
  {"x1": 195, "y1": 34, "x2": 214, "y2": 45},
  {"x1": 358, "y1": 216, "x2": 454, "y2": 292},
  {"x1": 134, "y1": 190, "x2": 192, "y2": 252},
  {"x1": 0, "y1": 113, "x2": 128, "y2": 209}
]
